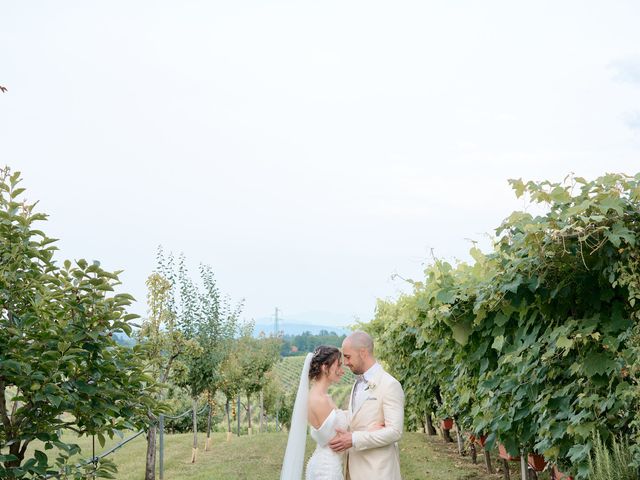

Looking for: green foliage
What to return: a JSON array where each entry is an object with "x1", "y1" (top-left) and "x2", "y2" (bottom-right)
[
  {"x1": 588, "y1": 432, "x2": 636, "y2": 480},
  {"x1": 237, "y1": 333, "x2": 281, "y2": 398},
  {"x1": 0, "y1": 167, "x2": 158, "y2": 478},
  {"x1": 261, "y1": 370, "x2": 287, "y2": 419},
  {"x1": 138, "y1": 271, "x2": 195, "y2": 386},
  {"x1": 367, "y1": 173, "x2": 640, "y2": 479},
  {"x1": 153, "y1": 251, "x2": 242, "y2": 400}
]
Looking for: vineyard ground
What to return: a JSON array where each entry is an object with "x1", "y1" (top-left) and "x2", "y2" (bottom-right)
[{"x1": 50, "y1": 430, "x2": 544, "y2": 479}]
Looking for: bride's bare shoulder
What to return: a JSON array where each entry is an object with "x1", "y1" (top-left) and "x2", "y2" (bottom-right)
[
  {"x1": 308, "y1": 389, "x2": 332, "y2": 409},
  {"x1": 308, "y1": 390, "x2": 335, "y2": 428}
]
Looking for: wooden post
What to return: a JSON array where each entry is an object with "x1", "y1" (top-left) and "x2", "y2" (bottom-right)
[
  {"x1": 470, "y1": 443, "x2": 477, "y2": 464},
  {"x1": 502, "y1": 459, "x2": 511, "y2": 480},
  {"x1": 226, "y1": 399, "x2": 232, "y2": 442},
  {"x1": 520, "y1": 453, "x2": 528, "y2": 480},
  {"x1": 484, "y1": 449, "x2": 495, "y2": 474},
  {"x1": 236, "y1": 395, "x2": 241, "y2": 437},
  {"x1": 247, "y1": 395, "x2": 252, "y2": 436},
  {"x1": 455, "y1": 422, "x2": 464, "y2": 456}
]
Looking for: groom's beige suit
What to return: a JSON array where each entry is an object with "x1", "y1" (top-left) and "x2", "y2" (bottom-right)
[{"x1": 346, "y1": 365, "x2": 405, "y2": 480}]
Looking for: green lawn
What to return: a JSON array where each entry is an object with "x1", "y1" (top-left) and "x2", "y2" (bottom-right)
[{"x1": 62, "y1": 430, "x2": 515, "y2": 479}]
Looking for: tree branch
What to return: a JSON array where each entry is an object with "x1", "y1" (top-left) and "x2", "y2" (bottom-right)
[{"x1": 19, "y1": 439, "x2": 31, "y2": 457}]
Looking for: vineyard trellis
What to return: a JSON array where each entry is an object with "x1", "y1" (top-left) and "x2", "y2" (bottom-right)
[{"x1": 368, "y1": 173, "x2": 640, "y2": 479}]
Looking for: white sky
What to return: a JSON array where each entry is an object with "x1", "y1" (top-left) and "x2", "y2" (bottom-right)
[{"x1": 2, "y1": 1, "x2": 640, "y2": 326}]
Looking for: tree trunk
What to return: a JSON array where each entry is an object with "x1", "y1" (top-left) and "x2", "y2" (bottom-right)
[
  {"x1": 206, "y1": 403, "x2": 212, "y2": 451},
  {"x1": 145, "y1": 424, "x2": 157, "y2": 480},
  {"x1": 247, "y1": 394, "x2": 252, "y2": 436},
  {"x1": 470, "y1": 442, "x2": 477, "y2": 464},
  {"x1": 236, "y1": 395, "x2": 241, "y2": 437},
  {"x1": 442, "y1": 427, "x2": 454, "y2": 443},
  {"x1": 6, "y1": 441, "x2": 25, "y2": 471},
  {"x1": 260, "y1": 391, "x2": 264, "y2": 433},
  {"x1": 425, "y1": 412, "x2": 437, "y2": 435},
  {"x1": 226, "y1": 398, "x2": 232, "y2": 442},
  {"x1": 191, "y1": 398, "x2": 197, "y2": 463}
]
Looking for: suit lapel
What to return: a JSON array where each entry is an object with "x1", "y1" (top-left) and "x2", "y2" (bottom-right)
[{"x1": 351, "y1": 368, "x2": 385, "y2": 419}]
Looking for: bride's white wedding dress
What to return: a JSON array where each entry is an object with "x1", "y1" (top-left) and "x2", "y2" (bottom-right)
[{"x1": 306, "y1": 409, "x2": 348, "y2": 480}]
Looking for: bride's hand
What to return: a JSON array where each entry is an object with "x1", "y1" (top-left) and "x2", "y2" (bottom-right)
[{"x1": 367, "y1": 423, "x2": 385, "y2": 431}]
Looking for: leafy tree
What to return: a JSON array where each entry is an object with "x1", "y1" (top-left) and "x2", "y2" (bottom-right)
[
  {"x1": 137, "y1": 269, "x2": 195, "y2": 480},
  {"x1": 219, "y1": 340, "x2": 244, "y2": 437},
  {"x1": 157, "y1": 254, "x2": 241, "y2": 458},
  {"x1": 262, "y1": 370, "x2": 286, "y2": 427},
  {"x1": 0, "y1": 167, "x2": 157, "y2": 478},
  {"x1": 237, "y1": 333, "x2": 281, "y2": 434},
  {"x1": 279, "y1": 331, "x2": 345, "y2": 356}
]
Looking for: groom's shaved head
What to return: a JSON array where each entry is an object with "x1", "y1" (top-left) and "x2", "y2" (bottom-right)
[
  {"x1": 342, "y1": 331, "x2": 375, "y2": 375},
  {"x1": 346, "y1": 331, "x2": 374, "y2": 354}
]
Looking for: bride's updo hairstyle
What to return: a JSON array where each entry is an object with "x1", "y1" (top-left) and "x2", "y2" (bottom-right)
[{"x1": 308, "y1": 345, "x2": 341, "y2": 381}]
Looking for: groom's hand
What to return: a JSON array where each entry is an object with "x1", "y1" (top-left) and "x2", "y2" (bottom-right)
[{"x1": 328, "y1": 428, "x2": 352, "y2": 453}]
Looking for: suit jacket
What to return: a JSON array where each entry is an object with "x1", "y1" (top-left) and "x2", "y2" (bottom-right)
[{"x1": 346, "y1": 367, "x2": 405, "y2": 480}]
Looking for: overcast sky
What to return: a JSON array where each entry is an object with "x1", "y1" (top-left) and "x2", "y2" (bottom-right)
[{"x1": 2, "y1": 1, "x2": 640, "y2": 327}]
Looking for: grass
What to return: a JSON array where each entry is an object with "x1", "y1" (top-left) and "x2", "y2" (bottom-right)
[
  {"x1": 588, "y1": 431, "x2": 636, "y2": 480},
  {"x1": 57, "y1": 430, "x2": 511, "y2": 479}
]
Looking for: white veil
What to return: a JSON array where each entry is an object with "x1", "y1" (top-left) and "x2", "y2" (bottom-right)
[{"x1": 280, "y1": 352, "x2": 313, "y2": 480}]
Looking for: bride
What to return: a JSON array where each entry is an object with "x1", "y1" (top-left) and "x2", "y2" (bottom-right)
[{"x1": 280, "y1": 346, "x2": 348, "y2": 480}]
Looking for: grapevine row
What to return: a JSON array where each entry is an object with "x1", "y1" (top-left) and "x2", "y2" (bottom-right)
[{"x1": 368, "y1": 174, "x2": 640, "y2": 479}]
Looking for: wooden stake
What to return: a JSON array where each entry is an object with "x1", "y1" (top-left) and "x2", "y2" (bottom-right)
[
  {"x1": 520, "y1": 454, "x2": 528, "y2": 480},
  {"x1": 502, "y1": 459, "x2": 511, "y2": 480},
  {"x1": 484, "y1": 449, "x2": 495, "y2": 474},
  {"x1": 455, "y1": 425, "x2": 464, "y2": 456}
]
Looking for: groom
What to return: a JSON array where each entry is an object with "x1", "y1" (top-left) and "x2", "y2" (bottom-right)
[{"x1": 328, "y1": 331, "x2": 405, "y2": 480}]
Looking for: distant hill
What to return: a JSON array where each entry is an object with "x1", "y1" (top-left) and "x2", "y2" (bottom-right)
[
  {"x1": 253, "y1": 322, "x2": 352, "y2": 337},
  {"x1": 252, "y1": 310, "x2": 358, "y2": 337},
  {"x1": 113, "y1": 331, "x2": 136, "y2": 347}
]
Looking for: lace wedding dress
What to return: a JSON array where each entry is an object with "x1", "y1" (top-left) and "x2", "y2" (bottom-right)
[{"x1": 306, "y1": 409, "x2": 348, "y2": 480}]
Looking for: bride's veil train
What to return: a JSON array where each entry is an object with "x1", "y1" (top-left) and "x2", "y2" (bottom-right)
[{"x1": 280, "y1": 352, "x2": 314, "y2": 480}]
